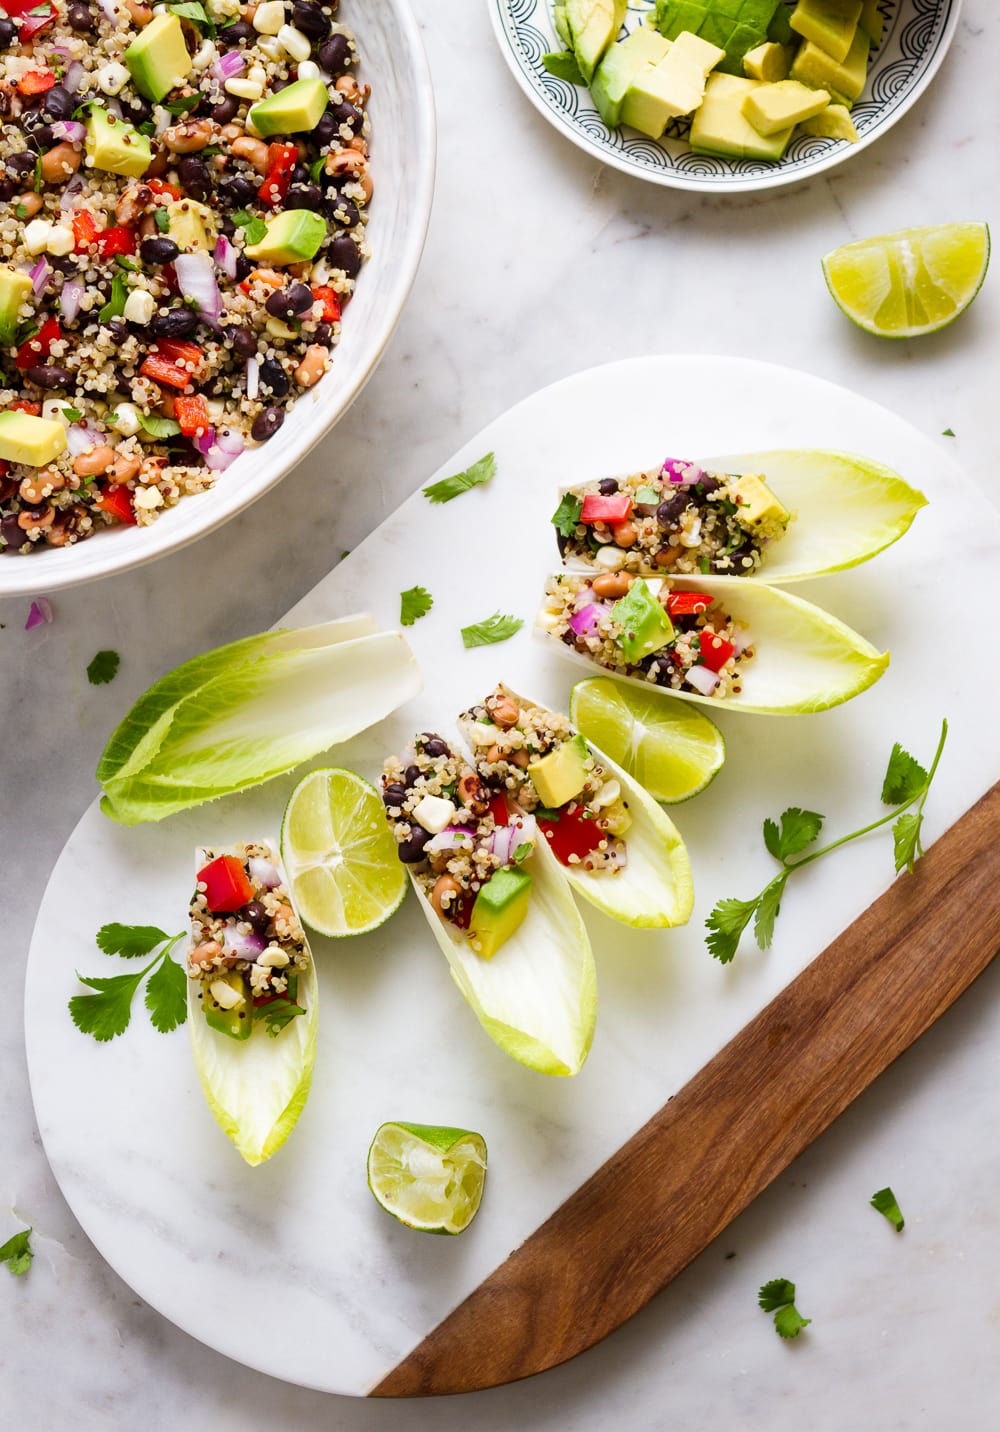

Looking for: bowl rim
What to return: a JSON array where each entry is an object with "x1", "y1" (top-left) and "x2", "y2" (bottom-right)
[
  {"x1": 486, "y1": 0, "x2": 964, "y2": 195},
  {"x1": 0, "y1": 0, "x2": 437, "y2": 599}
]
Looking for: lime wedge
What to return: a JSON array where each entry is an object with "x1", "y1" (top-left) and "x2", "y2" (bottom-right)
[
  {"x1": 367, "y1": 1121, "x2": 488, "y2": 1234},
  {"x1": 822, "y1": 223, "x2": 990, "y2": 338},
  {"x1": 280, "y1": 768, "x2": 406, "y2": 937},
  {"x1": 570, "y1": 676, "x2": 725, "y2": 803}
]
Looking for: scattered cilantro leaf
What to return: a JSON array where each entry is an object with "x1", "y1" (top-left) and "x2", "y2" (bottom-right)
[
  {"x1": 774, "y1": 1304, "x2": 811, "y2": 1338},
  {"x1": 310, "y1": 155, "x2": 326, "y2": 182},
  {"x1": 891, "y1": 811, "x2": 923, "y2": 875},
  {"x1": 168, "y1": 1, "x2": 215, "y2": 33},
  {"x1": 97, "y1": 923, "x2": 170, "y2": 958},
  {"x1": 87, "y1": 650, "x2": 120, "y2": 686},
  {"x1": 942, "y1": 428, "x2": 955, "y2": 437},
  {"x1": 551, "y1": 492, "x2": 583, "y2": 539},
  {"x1": 61, "y1": 406, "x2": 83, "y2": 422},
  {"x1": 33, "y1": 154, "x2": 43, "y2": 194},
  {"x1": 253, "y1": 1000, "x2": 304, "y2": 1037},
  {"x1": 400, "y1": 585, "x2": 433, "y2": 627},
  {"x1": 116, "y1": 255, "x2": 139, "y2": 272},
  {"x1": 705, "y1": 897, "x2": 758, "y2": 965},
  {"x1": 762, "y1": 808, "x2": 824, "y2": 864},
  {"x1": 423, "y1": 451, "x2": 496, "y2": 504},
  {"x1": 758, "y1": 1278, "x2": 797, "y2": 1312},
  {"x1": 0, "y1": 1229, "x2": 32, "y2": 1277},
  {"x1": 460, "y1": 612, "x2": 524, "y2": 649},
  {"x1": 870, "y1": 1186, "x2": 904, "y2": 1232},
  {"x1": 144, "y1": 953, "x2": 188, "y2": 1034},
  {"x1": 542, "y1": 50, "x2": 585, "y2": 84},
  {"x1": 154, "y1": 208, "x2": 170, "y2": 233},
  {"x1": 243, "y1": 217, "x2": 267, "y2": 246},
  {"x1": 15, "y1": 203, "x2": 28, "y2": 221},
  {"x1": 513, "y1": 842, "x2": 532, "y2": 863},
  {"x1": 881, "y1": 743, "x2": 928, "y2": 806},
  {"x1": 98, "y1": 273, "x2": 128, "y2": 325},
  {"x1": 138, "y1": 414, "x2": 181, "y2": 439},
  {"x1": 231, "y1": 209, "x2": 252, "y2": 226},
  {"x1": 70, "y1": 967, "x2": 150, "y2": 1042},
  {"x1": 164, "y1": 93, "x2": 201, "y2": 116},
  {"x1": 753, "y1": 875, "x2": 787, "y2": 950}
]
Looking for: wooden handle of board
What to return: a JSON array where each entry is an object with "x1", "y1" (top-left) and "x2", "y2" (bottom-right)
[{"x1": 372, "y1": 780, "x2": 1000, "y2": 1397}]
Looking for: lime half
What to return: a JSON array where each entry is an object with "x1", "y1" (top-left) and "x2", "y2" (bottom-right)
[
  {"x1": 822, "y1": 223, "x2": 990, "y2": 338},
  {"x1": 570, "y1": 677, "x2": 725, "y2": 803},
  {"x1": 280, "y1": 768, "x2": 406, "y2": 937},
  {"x1": 367, "y1": 1122, "x2": 488, "y2": 1235}
]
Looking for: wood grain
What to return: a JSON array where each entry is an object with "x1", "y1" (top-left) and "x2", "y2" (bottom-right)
[{"x1": 372, "y1": 781, "x2": 1000, "y2": 1397}]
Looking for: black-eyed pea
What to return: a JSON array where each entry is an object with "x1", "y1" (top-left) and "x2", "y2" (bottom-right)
[
  {"x1": 510, "y1": 749, "x2": 530, "y2": 770},
  {"x1": 40, "y1": 144, "x2": 82, "y2": 184},
  {"x1": 17, "y1": 507, "x2": 55, "y2": 535},
  {"x1": 592, "y1": 572, "x2": 634, "y2": 599},
  {"x1": 294, "y1": 345, "x2": 328, "y2": 388},
  {"x1": 19, "y1": 468, "x2": 64, "y2": 503},
  {"x1": 73, "y1": 445, "x2": 116, "y2": 478},
  {"x1": 431, "y1": 874, "x2": 462, "y2": 919},
  {"x1": 16, "y1": 192, "x2": 43, "y2": 219},
  {"x1": 485, "y1": 693, "x2": 521, "y2": 729},
  {"x1": 231, "y1": 135, "x2": 270, "y2": 173},
  {"x1": 485, "y1": 744, "x2": 503, "y2": 765},
  {"x1": 611, "y1": 521, "x2": 638, "y2": 548},
  {"x1": 110, "y1": 454, "x2": 142, "y2": 483}
]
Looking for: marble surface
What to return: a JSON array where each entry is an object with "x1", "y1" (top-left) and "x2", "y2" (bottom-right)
[{"x1": 3, "y1": 0, "x2": 999, "y2": 1427}]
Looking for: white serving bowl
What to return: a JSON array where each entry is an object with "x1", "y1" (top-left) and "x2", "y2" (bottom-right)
[{"x1": 0, "y1": 0, "x2": 435, "y2": 597}]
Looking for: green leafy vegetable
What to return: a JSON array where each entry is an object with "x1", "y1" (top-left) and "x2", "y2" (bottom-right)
[
  {"x1": 154, "y1": 209, "x2": 170, "y2": 233},
  {"x1": 138, "y1": 414, "x2": 182, "y2": 439},
  {"x1": 97, "y1": 922, "x2": 169, "y2": 958},
  {"x1": 144, "y1": 955, "x2": 188, "y2": 1034},
  {"x1": 707, "y1": 721, "x2": 948, "y2": 962},
  {"x1": 551, "y1": 492, "x2": 583, "y2": 539},
  {"x1": 253, "y1": 1000, "x2": 305, "y2": 1037},
  {"x1": 61, "y1": 406, "x2": 83, "y2": 422},
  {"x1": 400, "y1": 585, "x2": 433, "y2": 627},
  {"x1": 70, "y1": 927, "x2": 186, "y2": 1041},
  {"x1": 542, "y1": 50, "x2": 585, "y2": 84},
  {"x1": 164, "y1": 92, "x2": 201, "y2": 115},
  {"x1": 168, "y1": 0, "x2": 214, "y2": 33},
  {"x1": 774, "y1": 1304, "x2": 812, "y2": 1338},
  {"x1": 871, "y1": 1186, "x2": 904, "y2": 1232},
  {"x1": 87, "y1": 650, "x2": 120, "y2": 686},
  {"x1": 942, "y1": 428, "x2": 955, "y2": 437},
  {"x1": 98, "y1": 274, "x2": 128, "y2": 325},
  {"x1": 243, "y1": 217, "x2": 267, "y2": 246},
  {"x1": 759, "y1": 1279, "x2": 811, "y2": 1338},
  {"x1": 15, "y1": 203, "x2": 28, "y2": 221},
  {"x1": 423, "y1": 451, "x2": 496, "y2": 504},
  {"x1": 460, "y1": 613, "x2": 524, "y2": 649},
  {"x1": 0, "y1": 1229, "x2": 32, "y2": 1277}
]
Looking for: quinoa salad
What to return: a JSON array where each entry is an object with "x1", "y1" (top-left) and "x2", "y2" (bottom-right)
[
  {"x1": 381, "y1": 731, "x2": 539, "y2": 958},
  {"x1": 461, "y1": 684, "x2": 632, "y2": 875},
  {"x1": 540, "y1": 571, "x2": 754, "y2": 699},
  {"x1": 551, "y1": 456, "x2": 791, "y2": 578},
  {"x1": 0, "y1": 0, "x2": 370, "y2": 554},
  {"x1": 189, "y1": 840, "x2": 310, "y2": 1039}
]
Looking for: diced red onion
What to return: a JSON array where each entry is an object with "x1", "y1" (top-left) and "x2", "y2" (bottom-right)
[
  {"x1": 25, "y1": 598, "x2": 53, "y2": 631},
  {"x1": 662, "y1": 457, "x2": 705, "y2": 486},
  {"x1": 51, "y1": 120, "x2": 86, "y2": 145},
  {"x1": 65, "y1": 422, "x2": 103, "y2": 456},
  {"x1": 60, "y1": 280, "x2": 84, "y2": 323},
  {"x1": 425, "y1": 826, "x2": 474, "y2": 855},
  {"x1": 30, "y1": 257, "x2": 50, "y2": 295},
  {"x1": 97, "y1": 0, "x2": 120, "y2": 25},
  {"x1": 732, "y1": 628, "x2": 752, "y2": 657},
  {"x1": 223, "y1": 924, "x2": 267, "y2": 961},
  {"x1": 569, "y1": 602, "x2": 607, "y2": 638},
  {"x1": 489, "y1": 814, "x2": 536, "y2": 866},
  {"x1": 194, "y1": 426, "x2": 245, "y2": 471},
  {"x1": 213, "y1": 50, "x2": 246, "y2": 81},
  {"x1": 685, "y1": 665, "x2": 720, "y2": 697},
  {"x1": 248, "y1": 855, "x2": 282, "y2": 889},
  {"x1": 58, "y1": 174, "x2": 85, "y2": 212},
  {"x1": 173, "y1": 251, "x2": 222, "y2": 330},
  {"x1": 245, "y1": 356, "x2": 259, "y2": 400},
  {"x1": 63, "y1": 60, "x2": 86, "y2": 94},
  {"x1": 214, "y1": 233, "x2": 238, "y2": 280}
]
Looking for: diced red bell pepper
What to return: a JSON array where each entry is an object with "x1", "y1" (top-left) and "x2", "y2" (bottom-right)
[
  {"x1": 258, "y1": 143, "x2": 297, "y2": 207},
  {"x1": 95, "y1": 484, "x2": 137, "y2": 526},
  {"x1": 17, "y1": 69, "x2": 55, "y2": 94},
  {"x1": 10, "y1": 399, "x2": 41, "y2": 416},
  {"x1": 2, "y1": 0, "x2": 49, "y2": 15},
  {"x1": 579, "y1": 492, "x2": 633, "y2": 525},
  {"x1": 140, "y1": 354, "x2": 190, "y2": 390},
  {"x1": 95, "y1": 226, "x2": 137, "y2": 259},
  {"x1": 72, "y1": 211, "x2": 103, "y2": 252},
  {"x1": 147, "y1": 177, "x2": 182, "y2": 201},
  {"x1": 537, "y1": 808, "x2": 606, "y2": 866},
  {"x1": 0, "y1": 459, "x2": 9, "y2": 479},
  {"x1": 198, "y1": 855, "x2": 254, "y2": 913},
  {"x1": 19, "y1": 12, "x2": 55, "y2": 40},
  {"x1": 697, "y1": 632, "x2": 736, "y2": 673},
  {"x1": 311, "y1": 285, "x2": 341, "y2": 322},
  {"x1": 15, "y1": 317, "x2": 61, "y2": 371},
  {"x1": 488, "y1": 793, "x2": 509, "y2": 827},
  {"x1": 666, "y1": 591, "x2": 714, "y2": 617},
  {"x1": 155, "y1": 338, "x2": 204, "y2": 373},
  {"x1": 173, "y1": 393, "x2": 210, "y2": 436}
]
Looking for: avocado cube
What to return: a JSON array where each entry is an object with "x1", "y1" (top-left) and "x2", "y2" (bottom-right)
[
  {"x1": 658, "y1": 1, "x2": 708, "y2": 34},
  {"x1": 790, "y1": 0, "x2": 861, "y2": 63},
  {"x1": 743, "y1": 40, "x2": 790, "y2": 79},
  {"x1": 125, "y1": 13, "x2": 193, "y2": 103},
  {"x1": 743, "y1": 78, "x2": 830, "y2": 133},
  {"x1": 553, "y1": 2, "x2": 573, "y2": 47},
  {"x1": 85, "y1": 106, "x2": 152, "y2": 179},
  {"x1": 202, "y1": 972, "x2": 252, "y2": 1041},
  {"x1": 622, "y1": 30, "x2": 724, "y2": 135},
  {"x1": 245, "y1": 210, "x2": 327, "y2": 266},
  {"x1": 798, "y1": 102, "x2": 858, "y2": 140},
  {"x1": 612, "y1": 578, "x2": 676, "y2": 664},
  {"x1": 470, "y1": 866, "x2": 532, "y2": 961},
  {"x1": 166, "y1": 198, "x2": 213, "y2": 251},
  {"x1": 565, "y1": 0, "x2": 628, "y2": 83},
  {"x1": 699, "y1": 14, "x2": 735, "y2": 49},
  {"x1": 528, "y1": 732, "x2": 591, "y2": 810},
  {"x1": 789, "y1": 26, "x2": 869, "y2": 100},
  {"x1": 859, "y1": 0, "x2": 883, "y2": 45},
  {"x1": 732, "y1": 472, "x2": 790, "y2": 530},
  {"x1": 0, "y1": 411, "x2": 68, "y2": 467},
  {"x1": 690, "y1": 71, "x2": 794, "y2": 158},
  {"x1": 0, "y1": 266, "x2": 34, "y2": 345},
  {"x1": 592, "y1": 26, "x2": 671, "y2": 127},
  {"x1": 249, "y1": 78, "x2": 329, "y2": 138}
]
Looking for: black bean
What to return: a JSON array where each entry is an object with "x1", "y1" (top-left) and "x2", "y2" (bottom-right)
[
  {"x1": 106, "y1": 317, "x2": 127, "y2": 341},
  {"x1": 323, "y1": 191, "x2": 359, "y2": 226},
  {"x1": 403, "y1": 765, "x2": 420, "y2": 788},
  {"x1": 258, "y1": 359, "x2": 289, "y2": 397},
  {"x1": 139, "y1": 235, "x2": 180, "y2": 265},
  {"x1": 218, "y1": 174, "x2": 258, "y2": 209},
  {"x1": 327, "y1": 233, "x2": 361, "y2": 277},
  {"x1": 328, "y1": 100, "x2": 361, "y2": 133},
  {"x1": 318, "y1": 33, "x2": 352, "y2": 75},
  {"x1": 291, "y1": 162, "x2": 311, "y2": 186},
  {"x1": 0, "y1": 514, "x2": 28, "y2": 551},
  {"x1": 657, "y1": 494, "x2": 687, "y2": 527},
  {"x1": 312, "y1": 112, "x2": 339, "y2": 149},
  {"x1": 0, "y1": 17, "x2": 15, "y2": 48},
  {"x1": 311, "y1": 322, "x2": 332, "y2": 345},
  {"x1": 228, "y1": 325, "x2": 257, "y2": 358},
  {"x1": 698, "y1": 475, "x2": 720, "y2": 496},
  {"x1": 417, "y1": 734, "x2": 450, "y2": 759},
  {"x1": 149, "y1": 307, "x2": 199, "y2": 339},
  {"x1": 286, "y1": 183, "x2": 323, "y2": 210},
  {"x1": 250, "y1": 406, "x2": 285, "y2": 442},
  {"x1": 67, "y1": 2, "x2": 94, "y2": 31},
  {"x1": 176, "y1": 154, "x2": 212, "y2": 203},
  {"x1": 598, "y1": 478, "x2": 619, "y2": 495},
  {"x1": 35, "y1": 124, "x2": 58, "y2": 147},
  {"x1": 0, "y1": 180, "x2": 13, "y2": 202},
  {"x1": 24, "y1": 364, "x2": 72, "y2": 389},
  {"x1": 218, "y1": 19, "x2": 253, "y2": 45},
  {"x1": 41, "y1": 86, "x2": 74, "y2": 121},
  {"x1": 382, "y1": 782, "x2": 407, "y2": 808},
  {"x1": 8, "y1": 151, "x2": 38, "y2": 179},
  {"x1": 235, "y1": 255, "x2": 254, "y2": 282},
  {"x1": 122, "y1": 94, "x2": 153, "y2": 125},
  {"x1": 210, "y1": 94, "x2": 238, "y2": 125},
  {"x1": 397, "y1": 828, "x2": 430, "y2": 864},
  {"x1": 265, "y1": 282, "x2": 314, "y2": 320},
  {"x1": 242, "y1": 900, "x2": 270, "y2": 934},
  {"x1": 292, "y1": 0, "x2": 330, "y2": 40}
]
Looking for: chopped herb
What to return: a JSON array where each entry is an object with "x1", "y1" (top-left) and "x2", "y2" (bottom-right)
[
  {"x1": 168, "y1": 2, "x2": 215, "y2": 35},
  {"x1": 154, "y1": 209, "x2": 170, "y2": 233},
  {"x1": 232, "y1": 209, "x2": 253, "y2": 226},
  {"x1": 200, "y1": 144, "x2": 221, "y2": 157},
  {"x1": 98, "y1": 273, "x2": 128, "y2": 325},
  {"x1": 400, "y1": 585, "x2": 433, "y2": 627},
  {"x1": 460, "y1": 612, "x2": 524, "y2": 649},
  {"x1": 115, "y1": 255, "x2": 139, "y2": 272},
  {"x1": 33, "y1": 154, "x2": 43, "y2": 194},
  {"x1": 253, "y1": 1000, "x2": 305, "y2": 1037},
  {"x1": 942, "y1": 428, "x2": 955, "y2": 437},
  {"x1": 69, "y1": 925, "x2": 188, "y2": 1042},
  {"x1": 15, "y1": 204, "x2": 28, "y2": 221},
  {"x1": 0, "y1": 1229, "x2": 32, "y2": 1278},
  {"x1": 310, "y1": 155, "x2": 326, "y2": 183},
  {"x1": 706, "y1": 721, "x2": 948, "y2": 963},
  {"x1": 551, "y1": 492, "x2": 583, "y2": 539},
  {"x1": 61, "y1": 406, "x2": 83, "y2": 422},
  {"x1": 871, "y1": 1186, "x2": 904, "y2": 1231},
  {"x1": 14, "y1": 321, "x2": 38, "y2": 347},
  {"x1": 243, "y1": 217, "x2": 267, "y2": 246},
  {"x1": 423, "y1": 450, "x2": 496, "y2": 504},
  {"x1": 97, "y1": 922, "x2": 172, "y2": 958},
  {"x1": 87, "y1": 649, "x2": 120, "y2": 686},
  {"x1": 542, "y1": 50, "x2": 585, "y2": 84},
  {"x1": 339, "y1": 548, "x2": 350, "y2": 560},
  {"x1": 164, "y1": 93, "x2": 202, "y2": 116},
  {"x1": 758, "y1": 1278, "x2": 811, "y2": 1338},
  {"x1": 137, "y1": 120, "x2": 156, "y2": 137},
  {"x1": 513, "y1": 842, "x2": 532, "y2": 863},
  {"x1": 138, "y1": 414, "x2": 181, "y2": 439},
  {"x1": 699, "y1": 556, "x2": 711, "y2": 574}
]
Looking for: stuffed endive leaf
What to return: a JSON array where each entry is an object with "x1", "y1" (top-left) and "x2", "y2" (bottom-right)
[
  {"x1": 187, "y1": 842, "x2": 318, "y2": 1165},
  {"x1": 381, "y1": 734, "x2": 596, "y2": 1076},
  {"x1": 458, "y1": 685, "x2": 693, "y2": 929},
  {"x1": 539, "y1": 573, "x2": 888, "y2": 716}
]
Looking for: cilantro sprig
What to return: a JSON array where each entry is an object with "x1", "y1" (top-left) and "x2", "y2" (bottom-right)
[
  {"x1": 87, "y1": 650, "x2": 120, "y2": 686},
  {"x1": 0, "y1": 1228, "x2": 32, "y2": 1277},
  {"x1": 550, "y1": 492, "x2": 583, "y2": 539},
  {"x1": 871, "y1": 1186, "x2": 904, "y2": 1232},
  {"x1": 758, "y1": 1278, "x2": 811, "y2": 1339},
  {"x1": 706, "y1": 721, "x2": 948, "y2": 964},
  {"x1": 69, "y1": 924, "x2": 188, "y2": 1042},
  {"x1": 460, "y1": 612, "x2": 524, "y2": 649},
  {"x1": 399, "y1": 585, "x2": 433, "y2": 627},
  {"x1": 423, "y1": 451, "x2": 496, "y2": 504}
]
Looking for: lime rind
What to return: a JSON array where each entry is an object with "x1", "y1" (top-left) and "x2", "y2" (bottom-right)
[{"x1": 367, "y1": 1121, "x2": 488, "y2": 1235}]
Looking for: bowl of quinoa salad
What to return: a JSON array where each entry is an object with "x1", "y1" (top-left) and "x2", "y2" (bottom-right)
[{"x1": 0, "y1": 0, "x2": 434, "y2": 594}]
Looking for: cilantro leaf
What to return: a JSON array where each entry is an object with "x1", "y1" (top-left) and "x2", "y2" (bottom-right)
[
  {"x1": 144, "y1": 954, "x2": 188, "y2": 1034},
  {"x1": 774, "y1": 1304, "x2": 811, "y2": 1338},
  {"x1": 0, "y1": 1229, "x2": 32, "y2": 1277},
  {"x1": 942, "y1": 428, "x2": 955, "y2": 437},
  {"x1": 753, "y1": 875, "x2": 787, "y2": 950},
  {"x1": 243, "y1": 217, "x2": 267, "y2": 246},
  {"x1": 168, "y1": 1, "x2": 214, "y2": 33},
  {"x1": 763, "y1": 808, "x2": 824, "y2": 864},
  {"x1": 542, "y1": 51, "x2": 585, "y2": 85},
  {"x1": 870, "y1": 1185, "x2": 904, "y2": 1231},
  {"x1": 423, "y1": 451, "x2": 496, "y2": 504},
  {"x1": 98, "y1": 273, "x2": 128, "y2": 325},
  {"x1": 551, "y1": 492, "x2": 583, "y2": 539},
  {"x1": 460, "y1": 612, "x2": 524, "y2": 649},
  {"x1": 892, "y1": 812, "x2": 923, "y2": 874},
  {"x1": 705, "y1": 896, "x2": 759, "y2": 964},
  {"x1": 758, "y1": 1278, "x2": 797, "y2": 1312},
  {"x1": 62, "y1": 406, "x2": 83, "y2": 422},
  {"x1": 138, "y1": 414, "x2": 182, "y2": 439},
  {"x1": 154, "y1": 208, "x2": 170, "y2": 233},
  {"x1": 69, "y1": 968, "x2": 148, "y2": 1041},
  {"x1": 164, "y1": 93, "x2": 201, "y2": 116},
  {"x1": 87, "y1": 650, "x2": 120, "y2": 686},
  {"x1": 400, "y1": 585, "x2": 433, "y2": 627},
  {"x1": 881, "y1": 743, "x2": 928, "y2": 806},
  {"x1": 253, "y1": 1000, "x2": 305, "y2": 1037},
  {"x1": 96, "y1": 923, "x2": 170, "y2": 958},
  {"x1": 513, "y1": 842, "x2": 532, "y2": 863}
]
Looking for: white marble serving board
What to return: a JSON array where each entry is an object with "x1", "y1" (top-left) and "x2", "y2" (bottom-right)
[{"x1": 23, "y1": 356, "x2": 1000, "y2": 1397}]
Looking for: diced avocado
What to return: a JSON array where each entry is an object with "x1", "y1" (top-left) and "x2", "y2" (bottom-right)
[
  {"x1": 743, "y1": 39, "x2": 790, "y2": 80},
  {"x1": 0, "y1": 410, "x2": 67, "y2": 467},
  {"x1": 245, "y1": 210, "x2": 327, "y2": 266},
  {"x1": 553, "y1": 2, "x2": 573, "y2": 47},
  {"x1": 743, "y1": 78, "x2": 829, "y2": 133},
  {"x1": 859, "y1": 0, "x2": 883, "y2": 46},
  {"x1": 612, "y1": 578, "x2": 675, "y2": 664},
  {"x1": 166, "y1": 198, "x2": 213, "y2": 250},
  {"x1": 733, "y1": 472, "x2": 790, "y2": 529},
  {"x1": 690, "y1": 71, "x2": 794, "y2": 158},
  {"x1": 789, "y1": 26, "x2": 869, "y2": 100},
  {"x1": 85, "y1": 106, "x2": 152, "y2": 180},
  {"x1": 202, "y1": 972, "x2": 252, "y2": 1041},
  {"x1": 591, "y1": 25, "x2": 670, "y2": 127},
  {"x1": 0, "y1": 266, "x2": 33, "y2": 346},
  {"x1": 470, "y1": 866, "x2": 532, "y2": 961},
  {"x1": 654, "y1": 0, "x2": 783, "y2": 74},
  {"x1": 565, "y1": 0, "x2": 628, "y2": 84},
  {"x1": 622, "y1": 30, "x2": 724, "y2": 136},
  {"x1": 768, "y1": 3, "x2": 795, "y2": 43},
  {"x1": 124, "y1": 13, "x2": 193, "y2": 103},
  {"x1": 798, "y1": 101, "x2": 858, "y2": 140},
  {"x1": 249, "y1": 78, "x2": 329, "y2": 138},
  {"x1": 528, "y1": 732, "x2": 591, "y2": 810},
  {"x1": 789, "y1": 0, "x2": 861, "y2": 64}
]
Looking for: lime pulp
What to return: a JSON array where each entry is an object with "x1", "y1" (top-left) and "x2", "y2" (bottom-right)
[{"x1": 367, "y1": 1121, "x2": 488, "y2": 1235}]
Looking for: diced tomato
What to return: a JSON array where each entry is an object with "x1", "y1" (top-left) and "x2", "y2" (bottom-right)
[
  {"x1": 10, "y1": 400, "x2": 41, "y2": 416},
  {"x1": 580, "y1": 493, "x2": 633, "y2": 525},
  {"x1": 15, "y1": 317, "x2": 61, "y2": 371},
  {"x1": 537, "y1": 807, "x2": 606, "y2": 866},
  {"x1": 173, "y1": 393, "x2": 210, "y2": 436},
  {"x1": 147, "y1": 177, "x2": 182, "y2": 201},
  {"x1": 488, "y1": 793, "x2": 509, "y2": 827},
  {"x1": 72, "y1": 210, "x2": 103, "y2": 252},
  {"x1": 697, "y1": 632, "x2": 736, "y2": 673},
  {"x1": 95, "y1": 226, "x2": 137, "y2": 258},
  {"x1": 95, "y1": 484, "x2": 137, "y2": 526},
  {"x1": 19, "y1": 12, "x2": 55, "y2": 39},
  {"x1": 666, "y1": 592, "x2": 714, "y2": 617},
  {"x1": 17, "y1": 70, "x2": 55, "y2": 95},
  {"x1": 155, "y1": 338, "x2": 203, "y2": 372},
  {"x1": 197, "y1": 855, "x2": 254, "y2": 913},
  {"x1": 140, "y1": 354, "x2": 191, "y2": 390},
  {"x1": 258, "y1": 143, "x2": 297, "y2": 207},
  {"x1": 311, "y1": 285, "x2": 341, "y2": 322}
]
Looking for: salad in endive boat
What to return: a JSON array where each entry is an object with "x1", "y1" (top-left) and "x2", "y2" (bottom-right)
[
  {"x1": 458, "y1": 685, "x2": 693, "y2": 929},
  {"x1": 187, "y1": 840, "x2": 317, "y2": 1165}
]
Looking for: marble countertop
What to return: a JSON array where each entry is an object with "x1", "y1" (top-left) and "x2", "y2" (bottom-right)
[{"x1": 3, "y1": 1, "x2": 998, "y2": 1427}]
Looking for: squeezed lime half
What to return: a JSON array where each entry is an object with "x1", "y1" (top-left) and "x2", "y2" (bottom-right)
[{"x1": 367, "y1": 1122, "x2": 488, "y2": 1235}]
